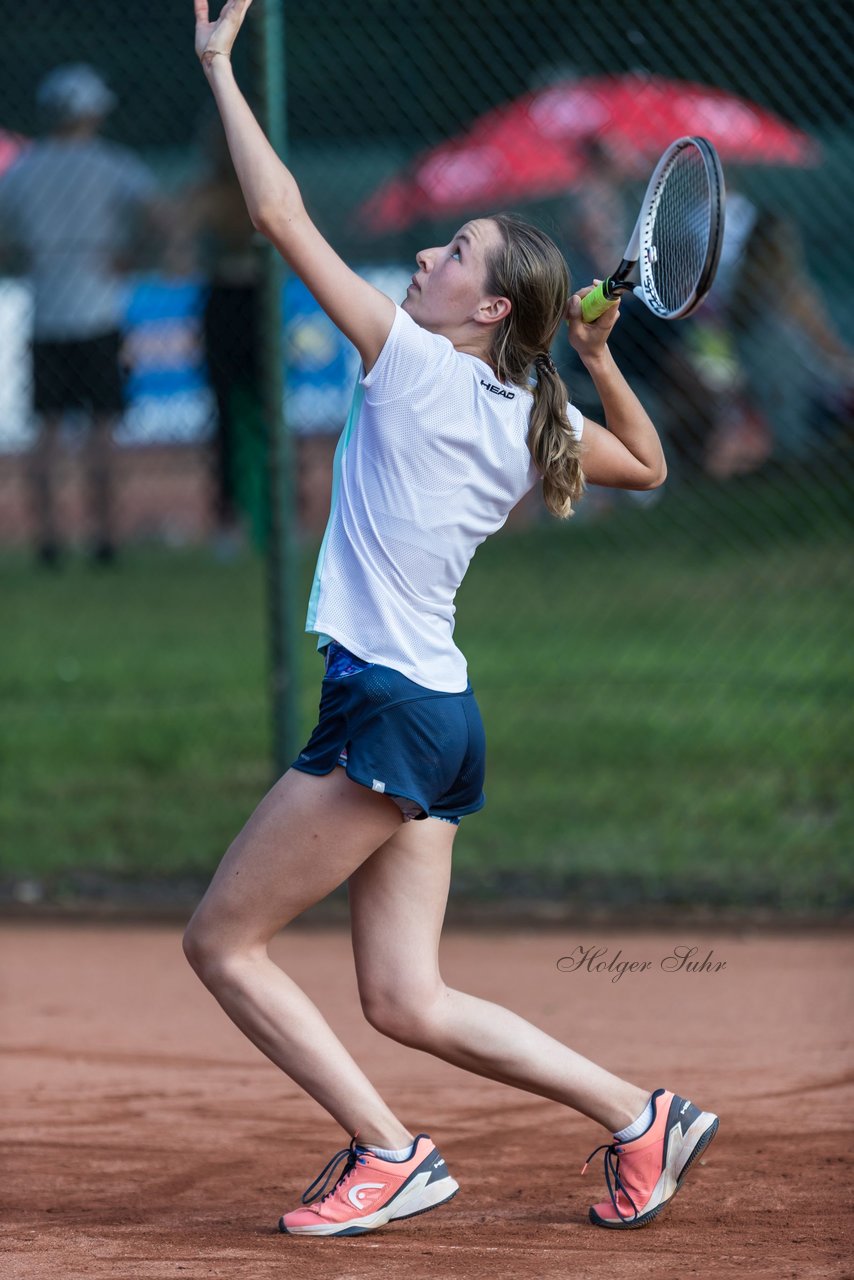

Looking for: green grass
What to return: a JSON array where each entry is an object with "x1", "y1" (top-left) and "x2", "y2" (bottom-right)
[{"x1": 1, "y1": 466, "x2": 852, "y2": 910}]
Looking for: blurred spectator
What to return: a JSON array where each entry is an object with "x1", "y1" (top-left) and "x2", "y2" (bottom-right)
[
  {"x1": 724, "y1": 210, "x2": 854, "y2": 465},
  {"x1": 0, "y1": 64, "x2": 160, "y2": 566},
  {"x1": 566, "y1": 137, "x2": 628, "y2": 287},
  {"x1": 706, "y1": 208, "x2": 854, "y2": 476},
  {"x1": 171, "y1": 118, "x2": 264, "y2": 557},
  {"x1": 708, "y1": 189, "x2": 758, "y2": 307}
]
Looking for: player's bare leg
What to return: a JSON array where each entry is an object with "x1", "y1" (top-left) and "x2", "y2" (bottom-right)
[
  {"x1": 183, "y1": 767, "x2": 414, "y2": 1148},
  {"x1": 349, "y1": 818, "x2": 649, "y2": 1133}
]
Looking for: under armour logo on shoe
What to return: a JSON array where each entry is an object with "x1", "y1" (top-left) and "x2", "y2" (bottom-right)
[
  {"x1": 680, "y1": 1101, "x2": 691, "y2": 1115},
  {"x1": 433, "y1": 1158, "x2": 445, "y2": 1168}
]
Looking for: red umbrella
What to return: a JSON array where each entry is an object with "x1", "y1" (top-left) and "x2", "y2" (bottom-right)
[
  {"x1": 523, "y1": 74, "x2": 820, "y2": 166},
  {"x1": 359, "y1": 123, "x2": 586, "y2": 234},
  {"x1": 358, "y1": 74, "x2": 820, "y2": 235}
]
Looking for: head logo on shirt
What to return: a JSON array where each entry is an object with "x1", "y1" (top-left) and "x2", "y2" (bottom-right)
[{"x1": 479, "y1": 379, "x2": 515, "y2": 400}]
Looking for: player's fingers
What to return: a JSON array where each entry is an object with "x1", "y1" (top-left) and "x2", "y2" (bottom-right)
[
  {"x1": 224, "y1": 0, "x2": 255, "y2": 24},
  {"x1": 193, "y1": 0, "x2": 210, "y2": 24}
]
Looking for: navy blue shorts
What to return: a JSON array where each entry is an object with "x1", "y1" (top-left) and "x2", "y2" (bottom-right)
[{"x1": 291, "y1": 642, "x2": 486, "y2": 822}]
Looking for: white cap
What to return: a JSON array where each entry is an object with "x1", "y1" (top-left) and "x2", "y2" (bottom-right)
[{"x1": 37, "y1": 64, "x2": 117, "y2": 122}]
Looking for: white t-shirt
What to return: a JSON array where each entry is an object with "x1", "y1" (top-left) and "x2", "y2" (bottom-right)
[
  {"x1": 306, "y1": 304, "x2": 584, "y2": 693},
  {"x1": 0, "y1": 137, "x2": 156, "y2": 340}
]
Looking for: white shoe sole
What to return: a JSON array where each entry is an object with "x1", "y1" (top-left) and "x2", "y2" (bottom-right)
[{"x1": 279, "y1": 1171, "x2": 459, "y2": 1237}]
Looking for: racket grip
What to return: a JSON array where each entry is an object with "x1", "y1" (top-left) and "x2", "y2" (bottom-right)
[{"x1": 581, "y1": 280, "x2": 618, "y2": 324}]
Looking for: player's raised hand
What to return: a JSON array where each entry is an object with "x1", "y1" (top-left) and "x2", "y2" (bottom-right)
[
  {"x1": 194, "y1": 0, "x2": 254, "y2": 67},
  {"x1": 565, "y1": 284, "x2": 620, "y2": 362}
]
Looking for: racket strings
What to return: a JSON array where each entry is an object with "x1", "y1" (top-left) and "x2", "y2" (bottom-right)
[{"x1": 644, "y1": 146, "x2": 713, "y2": 316}]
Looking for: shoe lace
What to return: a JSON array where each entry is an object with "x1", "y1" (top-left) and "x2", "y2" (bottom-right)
[
  {"x1": 301, "y1": 1134, "x2": 367, "y2": 1206},
  {"x1": 581, "y1": 1141, "x2": 640, "y2": 1224}
]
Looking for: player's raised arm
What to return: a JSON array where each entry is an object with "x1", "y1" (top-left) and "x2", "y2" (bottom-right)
[
  {"x1": 566, "y1": 289, "x2": 667, "y2": 491},
  {"x1": 193, "y1": 0, "x2": 395, "y2": 371}
]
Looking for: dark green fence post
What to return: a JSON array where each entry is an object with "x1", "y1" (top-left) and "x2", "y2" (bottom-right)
[{"x1": 256, "y1": 0, "x2": 299, "y2": 775}]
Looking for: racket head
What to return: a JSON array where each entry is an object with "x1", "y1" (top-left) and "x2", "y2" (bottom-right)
[{"x1": 635, "y1": 136, "x2": 726, "y2": 320}]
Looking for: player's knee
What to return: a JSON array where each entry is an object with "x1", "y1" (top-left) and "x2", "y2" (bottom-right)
[
  {"x1": 360, "y1": 983, "x2": 446, "y2": 1047},
  {"x1": 182, "y1": 906, "x2": 267, "y2": 988},
  {"x1": 182, "y1": 912, "x2": 227, "y2": 981},
  {"x1": 182, "y1": 915, "x2": 208, "y2": 974}
]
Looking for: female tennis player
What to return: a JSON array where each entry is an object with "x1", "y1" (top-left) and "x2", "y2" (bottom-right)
[{"x1": 184, "y1": 0, "x2": 719, "y2": 1237}]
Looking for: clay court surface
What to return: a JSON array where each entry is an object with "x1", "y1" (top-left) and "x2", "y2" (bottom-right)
[{"x1": 2, "y1": 922, "x2": 852, "y2": 1279}]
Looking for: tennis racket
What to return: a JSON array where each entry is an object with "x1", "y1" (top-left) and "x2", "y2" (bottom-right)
[{"x1": 581, "y1": 136, "x2": 725, "y2": 324}]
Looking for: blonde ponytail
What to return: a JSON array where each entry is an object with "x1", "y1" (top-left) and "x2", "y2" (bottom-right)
[
  {"x1": 486, "y1": 214, "x2": 585, "y2": 518},
  {"x1": 528, "y1": 359, "x2": 585, "y2": 518}
]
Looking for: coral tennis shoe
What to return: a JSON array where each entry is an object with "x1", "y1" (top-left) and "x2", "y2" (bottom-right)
[
  {"x1": 583, "y1": 1088, "x2": 719, "y2": 1229},
  {"x1": 279, "y1": 1133, "x2": 459, "y2": 1237}
]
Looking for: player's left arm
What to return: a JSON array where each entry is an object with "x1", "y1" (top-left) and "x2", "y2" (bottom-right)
[
  {"x1": 194, "y1": 0, "x2": 395, "y2": 373},
  {"x1": 566, "y1": 289, "x2": 667, "y2": 491}
]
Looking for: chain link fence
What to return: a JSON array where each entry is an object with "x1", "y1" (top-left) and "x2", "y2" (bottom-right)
[{"x1": 1, "y1": 1, "x2": 851, "y2": 912}]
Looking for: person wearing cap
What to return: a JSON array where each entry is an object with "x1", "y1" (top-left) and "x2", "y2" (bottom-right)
[{"x1": 0, "y1": 64, "x2": 160, "y2": 565}]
